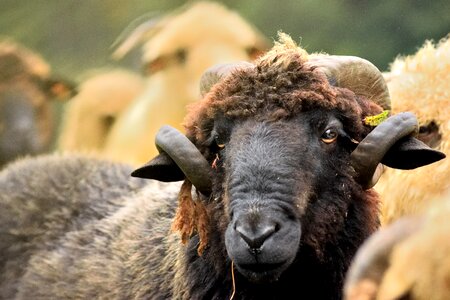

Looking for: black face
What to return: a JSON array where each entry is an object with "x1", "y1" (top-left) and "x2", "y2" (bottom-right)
[{"x1": 210, "y1": 110, "x2": 357, "y2": 283}]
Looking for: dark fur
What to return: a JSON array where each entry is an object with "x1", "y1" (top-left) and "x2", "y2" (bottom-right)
[
  {"x1": 0, "y1": 43, "x2": 383, "y2": 299},
  {"x1": 180, "y1": 46, "x2": 381, "y2": 299}
]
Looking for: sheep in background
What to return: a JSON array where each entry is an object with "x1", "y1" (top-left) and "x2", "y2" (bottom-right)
[
  {"x1": 57, "y1": 69, "x2": 145, "y2": 154},
  {"x1": 376, "y1": 36, "x2": 450, "y2": 225},
  {"x1": 344, "y1": 192, "x2": 450, "y2": 300},
  {"x1": 0, "y1": 39, "x2": 73, "y2": 167},
  {"x1": 0, "y1": 35, "x2": 443, "y2": 299},
  {"x1": 103, "y1": 1, "x2": 270, "y2": 164}
]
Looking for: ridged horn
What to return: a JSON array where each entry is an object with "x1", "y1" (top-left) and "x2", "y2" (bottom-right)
[
  {"x1": 344, "y1": 216, "x2": 423, "y2": 300},
  {"x1": 155, "y1": 125, "x2": 212, "y2": 195},
  {"x1": 351, "y1": 112, "x2": 418, "y2": 189},
  {"x1": 199, "y1": 61, "x2": 254, "y2": 96},
  {"x1": 307, "y1": 55, "x2": 391, "y2": 110}
]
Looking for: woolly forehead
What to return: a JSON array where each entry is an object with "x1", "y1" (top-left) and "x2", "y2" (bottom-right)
[{"x1": 184, "y1": 49, "x2": 380, "y2": 143}]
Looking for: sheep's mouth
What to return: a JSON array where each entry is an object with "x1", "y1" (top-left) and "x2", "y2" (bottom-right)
[
  {"x1": 239, "y1": 262, "x2": 285, "y2": 272},
  {"x1": 235, "y1": 261, "x2": 288, "y2": 283}
]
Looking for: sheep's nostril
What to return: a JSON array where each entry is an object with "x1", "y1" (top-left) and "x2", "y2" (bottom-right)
[{"x1": 236, "y1": 221, "x2": 278, "y2": 250}]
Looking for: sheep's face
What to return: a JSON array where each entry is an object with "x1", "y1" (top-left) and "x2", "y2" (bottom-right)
[
  {"x1": 0, "y1": 60, "x2": 74, "y2": 167},
  {"x1": 206, "y1": 110, "x2": 359, "y2": 283},
  {"x1": 0, "y1": 81, "x2": 52, "y2": 166},
  {"x1": 175, "y1": 45, "x2": 379, "y2": 283}
]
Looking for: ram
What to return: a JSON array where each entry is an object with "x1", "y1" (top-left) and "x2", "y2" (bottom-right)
[
  {"x1": 344, "y1": 192, "x2": 450, "y2": 300},
  {"x1": 103, "y1": 1, "x2": 269, "y2": 164},
  {"x1": 0, "y1": 35, "x2": 444, "y2": 299},
  {"x1": 0, "y1": 39, "x2": 73, "y2": 167},
  {"x1": 376, "y1": 36, "x2": 450, "y2": 225}
]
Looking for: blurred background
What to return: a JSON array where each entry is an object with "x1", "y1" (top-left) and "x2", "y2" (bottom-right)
[
  {"x1": 0, "y1": 0, "x2": 449, "y2": 167},
  {"x1": 1, "y1": 0, "x2": 449, "y2": 79}
]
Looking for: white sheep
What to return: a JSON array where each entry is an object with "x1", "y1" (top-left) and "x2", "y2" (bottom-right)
[
  {"x1": 376, "y1": 35, "x2": 450, "y2": 225},
  {"x1": 344, "y1": 191, "x2": 450, "y2": 300},
  {"x1": 103, "y1": 1, "x2": 269, "y2": 164},
  {"x1": 57, "y1": 68, "x2": 145, "y2": 155}
]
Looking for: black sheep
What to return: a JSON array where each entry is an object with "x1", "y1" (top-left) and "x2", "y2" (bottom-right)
[{"x1": 0, "y1": 34, "x2": 444, "y2": 299}]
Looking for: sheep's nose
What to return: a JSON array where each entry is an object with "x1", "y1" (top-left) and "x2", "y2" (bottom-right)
[{"x1": 235, "y1": 219, "x2": 278, "y2": 250}]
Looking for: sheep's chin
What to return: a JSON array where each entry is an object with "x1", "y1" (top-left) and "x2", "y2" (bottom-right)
[{"x1": 234, "y1": 260, "x2": 291, "y2": 283}]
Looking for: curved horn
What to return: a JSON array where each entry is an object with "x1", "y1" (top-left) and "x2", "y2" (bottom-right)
[
  {"x1": 344, "y1": 216, "x2": 423, "y2": 300},
  {"x1": 307, "y1": 55, "x2": 391, "y2": 110},
  {"x1": 351, "y1": 112, "x2": 418, "y2": 189},
  {"x1": 155, "y1": 125, "x2": 212, "y2": 195},
  {"x1": 199, "y1": 61, "x2": 254, "y2": 96}
]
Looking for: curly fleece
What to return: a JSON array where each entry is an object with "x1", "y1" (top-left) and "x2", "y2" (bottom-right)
[
  {"x1": 185, "y1": 34, "x2": 383, "y2": 157},
  {"x1": 177, "y1": 34, "x2": 384, "y2": 255}
]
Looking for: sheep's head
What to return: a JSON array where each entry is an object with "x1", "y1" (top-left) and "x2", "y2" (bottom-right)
[
  {"x1": 132, "y1": 36, "x2": 444, "y2": 283},
  {"x1": 0, "y1": 40, "x2": 74, "y2": 167},
  {"x1": 112, "y1": 1, "x2": 269, "y2": 79}
]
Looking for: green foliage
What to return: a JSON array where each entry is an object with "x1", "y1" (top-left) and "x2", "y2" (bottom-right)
[{"x1": 0, "y1": 0, "x2": 448, "y2": 79}]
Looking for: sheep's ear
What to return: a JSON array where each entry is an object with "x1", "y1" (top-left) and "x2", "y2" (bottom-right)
[
  {"x1": 131, "y1": 152, "x2": 185, "y2": 182},
  {"x1": 382, "y1": 136, "x2": 445, "y2": 169},
  {"x1": 43, "y1": 77, "x2": 77, "y2": 101}
]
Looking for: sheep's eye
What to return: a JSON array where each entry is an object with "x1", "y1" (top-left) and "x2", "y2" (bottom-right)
[
  {"x1": 321, "y1": 128, "x2": 338, "y2": 144},
  {"x1": 418, "y1": 120, "x2": 441, "y2": 148},
  {"x1": 419, "y1": 121, "x2": 438, "y2": 134},
  {"x1": 175, "y1": 48, "x2": 187, "y2": 64},
  {"x1": 102, "y1": 115, "x2": 115, "y2": 131}
]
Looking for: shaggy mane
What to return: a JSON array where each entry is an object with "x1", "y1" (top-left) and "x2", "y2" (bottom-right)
[
  {"x1": 184, "y1": 33, "x2": 382, "y2": 146},
  {"x1": 176, "y1": 33, "x2": 384, "y2": 255}
]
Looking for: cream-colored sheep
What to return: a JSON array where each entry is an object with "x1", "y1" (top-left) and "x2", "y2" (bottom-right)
[
  {"x1": 376, "y1": 36, "x2": 450, "y2": 225},
  {"x1": 103, "y1": 1, "x2": 269, "y2": 164},
  {"x1": 344, "y1": 192, "x2": 450, "y2": 300},
  {"x1": 57, "y1": 69, "x2": 145, "y2": 154}
]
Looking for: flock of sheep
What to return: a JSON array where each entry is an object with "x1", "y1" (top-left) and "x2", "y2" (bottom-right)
[{"x1": 0, "y1": 2, "x2": 449, "y2": 299}]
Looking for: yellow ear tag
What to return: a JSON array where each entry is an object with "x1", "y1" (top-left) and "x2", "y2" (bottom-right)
[{"x1": 364, "y1": 110, "x2": 390, "y2": 126}]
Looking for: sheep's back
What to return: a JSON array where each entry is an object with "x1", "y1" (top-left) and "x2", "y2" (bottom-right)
[{"x1": 0, "y1": 153, "x2": 180, "y2": 299}]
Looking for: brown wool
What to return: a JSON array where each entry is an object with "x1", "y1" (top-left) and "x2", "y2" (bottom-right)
[{"x1": 171, "y1": 180, "x2": 209, "y2": 255}]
